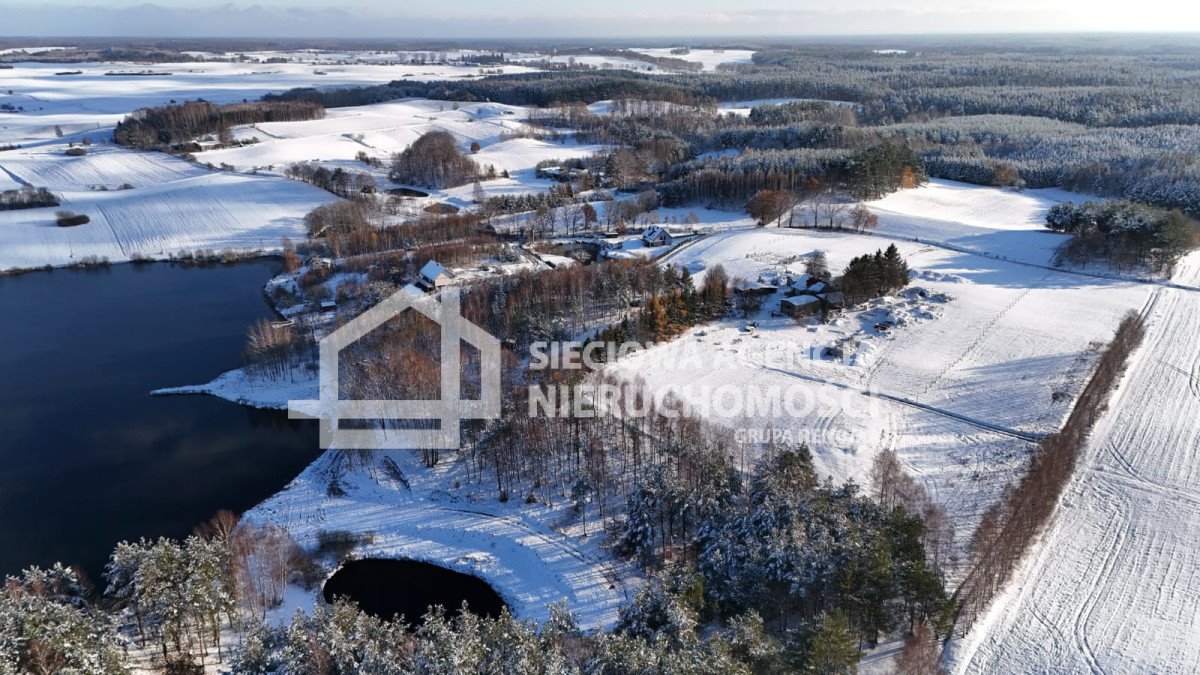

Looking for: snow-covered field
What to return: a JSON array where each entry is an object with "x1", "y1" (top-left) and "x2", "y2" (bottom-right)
[
  {"x1": 865, "y1": 179, "x2": 1086, "y2": 265},
  {"x1": 0, "y1": 58, "x2": 603, "y2": 270},
  {"x1": 508, "y1": 52, "x2": 664, "y2": 72},
  {"x1": 0, "y1": 59, "x2": 536, "y2": 122},
  {"x1": 952, "y1": 256, "x2": 1200, "y2": 672},
  {"x1": 612, "y1": 223, "x2": 1150, "y2": 555},
  {"x1": 630, "y1": 47, "x2": 756, "y2": 71},
  {"x1": 0, "y1": 144, "x2": 331, "y2": 270},
  {"x1": 192, "y1": 98, "x2": 607, "y2": 207}
]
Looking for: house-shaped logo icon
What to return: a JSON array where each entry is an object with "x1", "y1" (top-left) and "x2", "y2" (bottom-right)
[{"x1": 289, "y1": 288, "x2": 501, "y2": 450}]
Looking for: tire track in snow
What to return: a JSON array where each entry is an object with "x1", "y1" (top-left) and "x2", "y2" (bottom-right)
[
  {"x1": 957, "y1": 287, "x2": 1200, "y2": 673},
  {"x1": 1070, "y1": 505, "x2": 1127, "y2": 675}
]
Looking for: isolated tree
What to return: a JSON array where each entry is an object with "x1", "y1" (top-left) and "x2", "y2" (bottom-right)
[
  {"x1": 582, "y1": 202, "x2": 598, "y2": 229},
  {"x1": 849, "y1": 204, "x2": 879, "y2": 231},
  {"x1": 194, "y1": 509, "x2": 240, "y2": 541},
  {"x1": 991, "y1": 163, "x2": 1020, "y2": 188},
  {"x1": 470, "y1": 141, "x2": 481, "y2": 154},
  {"x1": 882, "y1": 244, "x2": 909, "y2": 289},
  {"x1": 747, "y1": 189, "x2": 790, "y2": 226},
  {"x1": 805, "y1": 250, "x2": 831, "y2": 282}
]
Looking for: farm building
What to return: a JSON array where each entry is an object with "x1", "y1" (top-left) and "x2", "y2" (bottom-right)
[
  {"x1": 734, "y1": 280, "x2": 777, "y2": 296},
  {"x1": 781, "y1": 294, "x2": 822, "y2": 318}
]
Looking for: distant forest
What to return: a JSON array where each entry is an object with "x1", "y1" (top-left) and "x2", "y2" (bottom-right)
[{"x1": 261, "y1": 43, "x2": 1200, "y2": 216}]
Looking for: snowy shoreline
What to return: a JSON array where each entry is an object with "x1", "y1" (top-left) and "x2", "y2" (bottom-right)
[
  {"x1": 152, "y1": 360, "x2": 633, "y2": 631},
  {"x1": 152, "y1": 366, "x2": 315, "y2": 411}
]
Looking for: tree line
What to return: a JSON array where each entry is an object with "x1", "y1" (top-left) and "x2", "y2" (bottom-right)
[
  {"x1": 114, "y1": 100, "x2": 323, "y2": 150},
  {"x1": 954, "y1": 313, "x2": 1145, "y2": 634}
]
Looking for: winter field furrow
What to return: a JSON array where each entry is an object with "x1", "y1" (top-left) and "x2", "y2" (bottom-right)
[
  {"x1": 0, "y1": 170, "x2": 332, "y2": 269},
  {"x1": 954, "y1": 270, "x2": 1200, "y2": 673},
  {"x1": 1, "y1": 144, "x2": 206, "y2": 189}
]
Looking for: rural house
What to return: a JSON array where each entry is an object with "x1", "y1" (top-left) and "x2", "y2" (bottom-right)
[
  {"x1": 641, "y1": 225, "x2": 673, "y2": 247},
  {"x1": 418, "y1": 260, "x2": 455, "y2": 291}
]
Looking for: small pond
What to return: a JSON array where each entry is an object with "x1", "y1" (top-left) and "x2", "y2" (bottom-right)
[{"x1": 323, "y1": 558, "x2": 507, "y2": 623}]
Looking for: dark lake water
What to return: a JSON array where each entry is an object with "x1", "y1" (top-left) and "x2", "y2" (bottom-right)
[
  {"x1": 323, "y1": 558, "x2": 507, "y2": 623},
  {"x1": 0, "y1": 260, "x2": 320, "y2": 581}
]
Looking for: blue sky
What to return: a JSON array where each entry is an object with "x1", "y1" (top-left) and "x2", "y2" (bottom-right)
[{"x1": 5, "y1": 1, "x2": 1200, "y2": 37}]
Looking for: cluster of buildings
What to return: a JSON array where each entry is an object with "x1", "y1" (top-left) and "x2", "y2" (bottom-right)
[{"x1": 737, "y1": 271, "x2": 845, "y2": 318}]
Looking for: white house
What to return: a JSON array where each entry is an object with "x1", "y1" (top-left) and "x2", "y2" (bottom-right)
[
  {"x1": 642, "y1": 225, "x2": 673, "y2": 247},
  {"x1": 418, "y1": 260, "x2": 455, "y2": 291}
]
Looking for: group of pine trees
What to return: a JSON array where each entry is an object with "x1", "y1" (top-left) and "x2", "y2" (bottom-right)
[
  {"x1": 1046, "y1": 200, "x2": 1199, "y2": 272},
  {"x1": 839, "y1": 244, "x2": 911, "y2": 305},
  {"x1": 618, "y1": 446, "x2": 951, "y2": 650},
  {"x1": 658, "y1": 144, "x2": 926, "y2": 208}
]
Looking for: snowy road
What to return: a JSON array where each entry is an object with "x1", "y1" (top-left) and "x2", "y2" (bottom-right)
[{"x1": 955, "y1": 258, "x2": 1200, "y2": 672}]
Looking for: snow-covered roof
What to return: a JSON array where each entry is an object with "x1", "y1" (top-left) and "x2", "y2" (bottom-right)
[
  {"x1": 782, "y1": 295, "x2": 821, "y2": 307},
  {"x1": 420, "y1": 259, "x2": 452, "y2": 280},
  {"x1": 642, "y1": 225, "x2": 671, "y2": 240},
  {"x1": 737, "y1": 280, "x2": 776, "y2": 292}
]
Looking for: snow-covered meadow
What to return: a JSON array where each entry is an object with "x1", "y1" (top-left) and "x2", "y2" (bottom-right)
[
  {"x1": 0, "y1": 58, "x2": 536, "y2": 122},
  {"x1": 190, "y1": 98, "x2": 608, "y2": 209},
  {"x1": 0, "y1": 143, "x2": 331, "y2": 269},
  {"x1": 630, "y1": 47, "x2": 756, "y2": 71}
]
